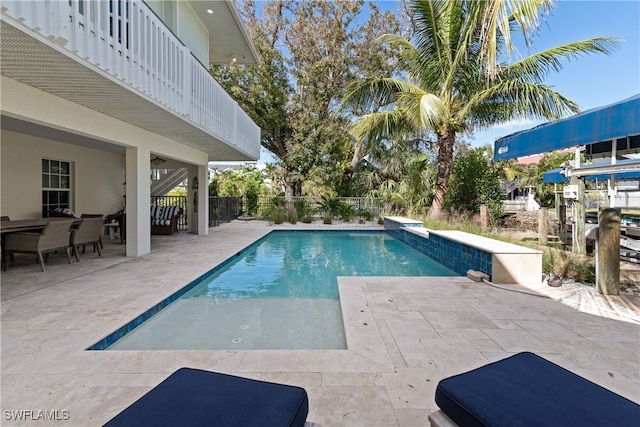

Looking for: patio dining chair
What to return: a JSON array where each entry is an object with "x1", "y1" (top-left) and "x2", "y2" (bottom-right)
[
  {"x1": 70, "y1": 217, "x2": 104, "y2": 261},
  {"x1": 4, "y1": 219, "x2": 75, "y2": 272},
  {"x1": 80, "y1": 213, "x2": 104, "y2": 249}
]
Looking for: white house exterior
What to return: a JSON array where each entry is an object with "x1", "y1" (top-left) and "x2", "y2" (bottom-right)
[{"x1": 0, "y1": 0, "x2": 261, "y2": 257}]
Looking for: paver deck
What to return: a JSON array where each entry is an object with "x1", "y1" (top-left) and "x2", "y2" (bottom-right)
[{"x1": 1, "y1": 221, "x2": 638, "y2": 426}]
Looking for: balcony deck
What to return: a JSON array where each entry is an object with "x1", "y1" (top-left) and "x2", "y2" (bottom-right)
[{"x1": 1, "y1": 0, "x2": 259, "y2": 160}]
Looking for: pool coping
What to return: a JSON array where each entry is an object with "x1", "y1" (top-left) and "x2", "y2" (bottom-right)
[{"x1": 384, "y1": 216, "x2": 543, "y2": 284}]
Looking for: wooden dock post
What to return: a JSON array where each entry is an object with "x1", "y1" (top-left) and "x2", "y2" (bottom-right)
[
  {"x1": 597, "y1": 208, "x2": 620, "y2": 295},
  {"x1": 538, "y1": 208, "x2": 548, "y2": 246},
  {"x1": 572, "y1": 177, "x2": 586, "y2": 255},
  {"x1": 480, "y1": 204, "x2": 488, "y2": 230}
]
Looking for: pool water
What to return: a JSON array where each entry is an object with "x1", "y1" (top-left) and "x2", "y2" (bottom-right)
[{"x1": 105, "y1": 231, "x2": 458, "y2": 350}]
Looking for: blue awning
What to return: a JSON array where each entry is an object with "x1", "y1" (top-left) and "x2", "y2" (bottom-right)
[
  {"x1": 543, "y1": 161, "x2": 640, "y2": 184},
  {"x1": 494, "y1": 94, "x2": 640, "y2": 162}
]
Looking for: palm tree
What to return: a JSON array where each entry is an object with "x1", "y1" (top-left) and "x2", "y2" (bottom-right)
[{"x1": 341, "y1": 0, "x2": 618, "y2": 218}]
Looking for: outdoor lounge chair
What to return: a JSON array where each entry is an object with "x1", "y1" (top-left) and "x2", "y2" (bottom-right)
[
  {"x1": 4, "y1": 219, "x2": 75, "y2": 272},
  {"x1": 429, "y1": 351, "x2": 640, "y2": 427},
  {"x1": 104, "y1": 367, "x2": 309, "y2": 427},
  {"x1": 150, "y1": 205, "x2": 180, "y2": 235},
  {"x1": 70, "y1": 217, "x2": 104, "y2": 261}
]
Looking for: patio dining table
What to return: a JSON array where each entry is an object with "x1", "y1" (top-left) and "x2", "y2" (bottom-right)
[
  {"x1": 1, "y1": 218, "x2": 83, "y2": 271},
  {"x1": 0, "y1": 217, "x2": 82, "y2": 233}
]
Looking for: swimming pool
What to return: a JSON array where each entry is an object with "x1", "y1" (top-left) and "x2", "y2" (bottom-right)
[{"x1": 94, "y1": 230, "x2": 458, "y2": 350}]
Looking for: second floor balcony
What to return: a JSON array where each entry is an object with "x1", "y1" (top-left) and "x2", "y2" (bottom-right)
[{"x1": 0, "y1": 0, "x2": 260, "y2": 161}]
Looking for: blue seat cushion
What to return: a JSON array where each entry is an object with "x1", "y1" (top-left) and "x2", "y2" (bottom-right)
[
  {"x1": 435, "y1": 352, "x2": 640, "y2": 427},
  {"x1": 104, "y1": 368, "x2": 309, "y2": 427}
]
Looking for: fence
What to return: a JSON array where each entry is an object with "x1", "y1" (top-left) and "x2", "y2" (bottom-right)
[
  {"x1": 152, "y1": 196, "x2": 244, "y2": 229},
  {"x1": 255, "y1": 196, "x2": 383, "y2": 219},
  {"x1": 151, "y1": 195, "x2": 385, "y2": 229},
  {"x1": 585, "y1": 191, "x2": 640, "y2": 209},
  {"x1": 209, "y1": 197, "x2": 244, "y2": 227}
]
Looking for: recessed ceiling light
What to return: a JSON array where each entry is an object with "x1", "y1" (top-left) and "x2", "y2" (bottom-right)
[{"x1": 206, "y1": 9, "x2": 214, "y2": 14}]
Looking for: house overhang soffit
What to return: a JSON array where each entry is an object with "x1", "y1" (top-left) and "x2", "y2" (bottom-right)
[
  {"x1": 0, "y1": 22, "x2": 257, "y2": 161},
  {"x1": 189, "y1": 0, "x2": 261, "y2": 66}
]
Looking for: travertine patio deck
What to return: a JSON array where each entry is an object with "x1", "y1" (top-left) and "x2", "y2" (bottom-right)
[{"x1": 1, "y1": 221, "x2": 638, "y2": 426}]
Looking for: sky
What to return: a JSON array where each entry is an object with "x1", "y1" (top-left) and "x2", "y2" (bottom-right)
[
  {"x1": 250, "y1": 0, "x2": 640, "y2": 165},
  {"x1": 468, "y1": 0, "x2": 640, "y2": 149}
]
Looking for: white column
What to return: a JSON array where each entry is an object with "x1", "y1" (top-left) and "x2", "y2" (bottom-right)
[
  {"x1": 187, "y1": 164, "x2": 209, "y2": 235},
  {"x1": 197, "y1": 164, "x2": 209, "y2": 236},
  {"x1": 125, "y1": 146, "x2": 151, "y2": 257}
]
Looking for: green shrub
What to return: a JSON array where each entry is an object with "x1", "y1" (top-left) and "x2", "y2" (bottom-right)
[
  {"x1": 269, "y1": 206, "x2": 287, "y2": 224},
  {"x1": 301, "y1": 214, "x2": 314, "y2": 223},
  {"x1": 318, "y1": 195, "x2": 342, "y2": 218},
  {"x1": 542, "y1": 247, "x2": 595, "y2": 282},
  {"x1": 288, "y1": 209, "x2": 298, "y2": 224},
  {"x1": 338, "y1": 203, "x2": 355, "y2": 222},
  {"x1": 245, "y1": 182, "x2": 259, "y2": 216},
  {"x1": 357, "y1": 209, "x2": 374, "y2": 221},
  {"x1": 272, "y1": 196, "x2": 287, "y2": 208},
  {"x1": 294, "y1": 199, "x2": 312, "y2": 218}
]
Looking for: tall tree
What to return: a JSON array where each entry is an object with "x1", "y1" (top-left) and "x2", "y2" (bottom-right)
[
  {"x1": 341, "y1": 0, "x2": 618, "y2": 218},
  {"x1": 211, "y1": 0, "x2": 399, "y2": 198}
]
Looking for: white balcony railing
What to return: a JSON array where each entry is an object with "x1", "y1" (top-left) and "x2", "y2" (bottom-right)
[{"x1": 1, "y1": 0, "x2": 260, "y2": 159}]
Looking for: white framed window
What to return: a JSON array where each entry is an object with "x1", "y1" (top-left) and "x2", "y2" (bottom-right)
[{"x1": 42, "y1": 158, "x2": 73, "y2": 217}]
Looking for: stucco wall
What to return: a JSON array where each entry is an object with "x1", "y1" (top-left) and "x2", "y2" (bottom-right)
[
  {"x1": 1, "y1": 130, "x2": 124, "y2": 220},
  {"x1": 176, "y1": 1, "x2": 208, "y2": 65}
]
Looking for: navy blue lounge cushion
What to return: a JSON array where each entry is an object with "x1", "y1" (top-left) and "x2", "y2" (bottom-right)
[
  {"x1": 435, "y1": 351, "x2": 640, "y2": 427},
  {"x1": 104, "y1": 368, "x2": 308, "y2": 427}
]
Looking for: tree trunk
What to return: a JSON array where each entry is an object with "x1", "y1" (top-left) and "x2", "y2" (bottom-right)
[
  {"x1": 284, "y1": 179, "x2": 295, "y2": 200},
  {"x1": 428, "y1": 130, "x2": 455, "y2": 218},
  {"x1": 284, "y1": 178, "x2": 303, "y2": 199}
]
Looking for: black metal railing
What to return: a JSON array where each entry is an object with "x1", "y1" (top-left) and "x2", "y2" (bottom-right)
[
  {"x1": 150, "y1": 196, "x2": 244, "y2": 229},
  {"x1": 209, "y1": 197, "x2": 244, "y2": 227},
  {"x1": 151, "y1": 195, "x2": 188, "y2": 230}
]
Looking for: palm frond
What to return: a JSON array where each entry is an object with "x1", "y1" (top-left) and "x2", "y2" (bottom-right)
[
  {"x1": 465, "y1": 81, "x2": 579, "y2": 128},
  {"x1": 396, "y1": 91, "x2": 447, "y2": 130},
  {"x1": 348, "y1": 109, "x2": 415, "y2": 143},
  {"x1": 340, "y1": 77, "x2": 422, "y2": 113},
  {"x1": 409, "y1": 0, "x2": 453, "y2": 89},
  {"x1": 467, "y1": 0, "x2": 554, "y2": 77},
  {"x1": 411, "y1": 0, "x2": 450, "y2": 64},
  {"x1": 503, "y1": 37, "x2": 621, "y2": 83}
]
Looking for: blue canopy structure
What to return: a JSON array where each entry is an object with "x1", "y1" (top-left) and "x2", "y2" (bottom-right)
[
  {"x1": 543, "y1": 168, "x2": 640, "y2": 184},
  {"x1": 494, "y1": 94, "x2": 640, "y2": 162}
]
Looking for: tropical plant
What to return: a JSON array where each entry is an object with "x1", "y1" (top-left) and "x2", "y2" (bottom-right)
[
  {"x1": 341, "y1": 0, "x2": 618, "y2": 218},
  {"x1": 287, "y1": 209, "x2": 298, "y2": 224},
  {"x1": 270, "y1": 207, "x2": 287, "y2": 225},
  {"x1": 361, "y1": 140, "x2": 436, "y2": 216},
  {"x1": 356, "y1": 208, "x2": 375, "y2": 221},
  {"x1": 318, "y1": 195, "x2": 343, "y2": 218},
  {"x1": 245, "y1": 180, "x2": 260, "y2": 216},
  {"x1": 293, "y1": 198, "x2": 312, "y2": 218},
  {"x1": 445, "y1": 145, "x2": 504, "y2": 219},
  {"x1": 338, "y1": 203, "x2": 355, "y2": 222}
]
